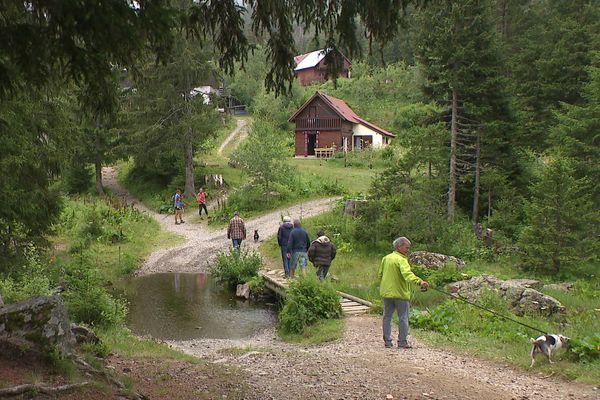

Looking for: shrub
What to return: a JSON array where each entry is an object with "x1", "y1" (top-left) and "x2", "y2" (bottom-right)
[
  {"x1": 0, "y1": 246, "x2": 53, "y2": 303},
  {"x1": 411, "y1": 264, "x2": 478, "y2": 287},
  {"x1": 63, "y1": 260, "x2": 127, "y2": 327},
  {"x1": 278, "y1": 276, "x2": 342, "y2": 335},
  {"x1": 209, "y1": 250, "x2": 262, "y2": 290}
]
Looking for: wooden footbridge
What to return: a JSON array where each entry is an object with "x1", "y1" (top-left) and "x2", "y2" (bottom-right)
[{"x1": 258, "y1": 269, "x2": 372, "y2": 315}]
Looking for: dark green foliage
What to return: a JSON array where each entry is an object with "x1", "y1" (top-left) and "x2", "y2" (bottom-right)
[
  {"x1": 278, "y1": 276, "x2": 342, "y2": 335},
  {"x1": 63, "y1": 260, "x2": 127, "y2": 328},
  {"x1": 519, "y1": 157, "x2": 598, "y2": 272},
  {"x1": 62, "y1": 154, "x2": 93, "y2": 194},
  {"x1": 568, "y1": 335, "x2": 600, "y2": 363},
  {"x1": 209, "y1": 250, "x2": 262, "y2": 291}
]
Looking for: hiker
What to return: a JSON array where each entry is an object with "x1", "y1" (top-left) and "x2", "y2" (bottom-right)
[
  {"x1": 378, "y1": 237, "x2": 429, "y2": 349},
  {"x1": 308, "y1": 229, "x2": 337, "y2": 281},
  {"x1": 277, "y1": 216, "x2": 294, "y2": 277},
  {"x1": 173, "y1": 189, "x2": 185, "y2": 225},
  {"x1": 197, "y1": 188, "x2": 208, "y2": 217},
  {"x1": 227, "y1": 211, "x2": 246, "y2": 249},
  {"x1": 286, "y1": 219, "x2": 310, "y2": 278}
]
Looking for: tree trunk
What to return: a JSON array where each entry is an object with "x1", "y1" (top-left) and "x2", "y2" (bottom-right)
[
  {"x1": 184, "y1": 127, "x2": 195, "y2": 197},
  {"x1": 448, "y1": 88, "x2": 458, "y2": 222},
  {"x1": 472, "y1": 135, "x2": 481, "y2": 223}
]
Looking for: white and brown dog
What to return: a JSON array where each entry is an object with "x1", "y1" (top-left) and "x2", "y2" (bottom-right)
[{"x1": 530, "y1": 334, "x2": 569, "y2": 367}]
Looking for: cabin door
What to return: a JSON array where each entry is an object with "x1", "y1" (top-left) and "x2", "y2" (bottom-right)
[{"x1": 306, "y1": 133, "x2": 317, "y2": 156}]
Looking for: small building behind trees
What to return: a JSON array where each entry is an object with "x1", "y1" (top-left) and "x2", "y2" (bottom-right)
[
  {"x1": 289, "y1": 91, "x2": 395, "y2": 157},
  {"x1": 294, "y1": 48, "x2": 351, "y2": 86}
]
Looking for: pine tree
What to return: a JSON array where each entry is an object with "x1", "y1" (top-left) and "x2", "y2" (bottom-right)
[{"x1": 519, "y1": 157, "x2": 598, "y2": 272}]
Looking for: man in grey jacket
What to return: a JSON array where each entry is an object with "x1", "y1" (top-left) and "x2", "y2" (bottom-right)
[
  {"x1": 277, "y1": 216, "x2": 294, "y2": 277},
  {"x1": 308, "y1": 230, "x2": 337, "y2": 281}
]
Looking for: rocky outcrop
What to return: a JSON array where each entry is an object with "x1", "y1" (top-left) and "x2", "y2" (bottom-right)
[
  {"x1": 0, "y1": 295, "x2": 74, "y2": 356},
  {"x1": 447, "y1": 275, "x2": 565, "y2": 316},
  {"x1": 71, "y1": 323, "x2": 100, "y2": 345},
  {"x1": 409, "y1": 251, "x2": 466, "y2": 270},
  {"x1": 543, "y1": 282, "x2": 574, "y2": 292}
]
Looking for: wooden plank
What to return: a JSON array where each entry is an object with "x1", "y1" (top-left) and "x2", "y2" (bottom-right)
[
  {"x1": 337, "y1": 291, "x2": 373, "y2": 307},
  {"x1": 341, "y1": 305, "x2": 370, "y2": 311}
]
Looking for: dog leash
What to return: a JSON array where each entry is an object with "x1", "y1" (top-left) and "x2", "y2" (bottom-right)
[{"x1": 427, "y1": 286, "x2": 548, "y2": 335}]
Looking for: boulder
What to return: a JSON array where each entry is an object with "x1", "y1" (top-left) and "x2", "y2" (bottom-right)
[
  {"x1": 70, "y1": 323, "x2": 100, "y2": 345},
  {"x1": 447, "y1": 275, "x2": 564, "y2": 317},
  {"x1": 409, "y1": 251, "x2": 466, "y2": 270},
  {"x1": 236, "y1": 283, "x2": 250, "y2": 299},
  {"x1": 0, "y1": 295, "x2": 75, "y2": 356}
]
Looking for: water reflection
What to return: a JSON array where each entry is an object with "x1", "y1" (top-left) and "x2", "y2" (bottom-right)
[{"x1": 121, "y1": 273, "x2": 276, "y2": 340}]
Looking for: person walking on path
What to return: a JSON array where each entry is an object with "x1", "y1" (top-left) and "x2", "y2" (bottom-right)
[
  {"x1": 286, "y1": 219, "x2": 310, "y2": 278},
  {"x1": 308, "y1": 229, "x2": 337, "y2": 281},
  {"x1": 196, "y1": 188, "x2": 208, "y2": 217},
  {"x1": 378, "y1": 237, "x2": 429, "y2": 349},
  {"x1": 174, "y1": 189, "x2": 185, "y2": 225},
  {"x1": 277, "y1": 216, "x2": 294, "y2": 277},
  {"x1": 227, "y1": 211, "x2": 246, "y2": 249}
]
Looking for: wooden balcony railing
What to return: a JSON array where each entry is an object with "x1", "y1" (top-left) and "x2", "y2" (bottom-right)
[{"x1": 296, "y1": 117, "x2": 341, "y2": 130}]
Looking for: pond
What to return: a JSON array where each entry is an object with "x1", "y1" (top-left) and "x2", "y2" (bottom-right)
[{"x1": 120, "y1": 273, "x2": 277, "y2": 341}]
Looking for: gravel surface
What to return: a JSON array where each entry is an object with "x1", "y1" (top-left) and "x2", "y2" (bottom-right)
[
  {"x1": 101, "y1": 165, "x2": 599, "y2": 400},
  {"x1": 171, "y1": 315, "x2": 599, "y2": 400}
]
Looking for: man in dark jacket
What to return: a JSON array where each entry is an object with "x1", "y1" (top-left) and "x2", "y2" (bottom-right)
[
  {"x1": 277, "y1": 216, "x2": 294, "y2": 278},
  {"x1": 308, "y1": 230, "x2": 337, "y2": 281},
  {"x1": 286, "y1": 219, "x2": 310, "y2": 278}
]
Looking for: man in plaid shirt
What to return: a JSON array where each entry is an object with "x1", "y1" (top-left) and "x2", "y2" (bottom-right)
[{"x1": 227, "y1": 211, "x2": 246, "y2": 249}]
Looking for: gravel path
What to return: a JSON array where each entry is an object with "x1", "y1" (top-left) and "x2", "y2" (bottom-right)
[{"x1": 102, "y1": 166, "x2": 339, "y2": 275}]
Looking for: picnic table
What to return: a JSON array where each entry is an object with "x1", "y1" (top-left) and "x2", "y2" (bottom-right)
[{"x1": 314, "y1": 147, "x2": 335, "y2": 158}]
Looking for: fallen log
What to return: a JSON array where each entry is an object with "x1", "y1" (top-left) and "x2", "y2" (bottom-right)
[{"x1": 0, "y1": 382, "x2": 89, "y2": 397}]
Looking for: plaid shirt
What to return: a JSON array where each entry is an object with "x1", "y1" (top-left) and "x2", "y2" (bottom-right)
[{"x1": 227, "y1": 216, "x2": 246, "y2": 240}]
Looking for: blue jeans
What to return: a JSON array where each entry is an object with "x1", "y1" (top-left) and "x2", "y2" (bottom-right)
[
  {"x1": 382, "y1": 298, "x2": 410, "y2": 346},
  {"x1": 280, "y1": 246, "x2": 291, "y2": 277},
  {"x1": 289, "y1": 251, "x2": 307, "y2": 273},
  {"x1": 232, "y1": 239, "x2": 243, "y2": 249}
]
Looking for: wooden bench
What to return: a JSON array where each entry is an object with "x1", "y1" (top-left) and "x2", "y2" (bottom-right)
[{"x1": 314, "y1": 147, "x2": 335, "y2": 159}]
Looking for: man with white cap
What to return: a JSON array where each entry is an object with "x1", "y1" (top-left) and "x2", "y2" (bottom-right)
[{"x1": 277, "y1": 216, "x2": 294, "y2": 277}]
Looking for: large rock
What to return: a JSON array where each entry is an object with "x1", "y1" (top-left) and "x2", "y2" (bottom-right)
[
  {"x1": 0, "y1": 295, "x2": 75, "y2": 356},
  {"x1": 447, "y1": 275, "x2": 565, "y2": 316},
  {"x1": 409, "y1": 251, "x2": 466, "y2": 270},
  {"x1": 236, "y1": 283, "x2": 250, "y2": 299}
]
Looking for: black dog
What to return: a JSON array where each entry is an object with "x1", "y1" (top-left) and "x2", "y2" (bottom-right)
[{"x1": 253, "y1": 229, "x2": 259, "y2": 242}]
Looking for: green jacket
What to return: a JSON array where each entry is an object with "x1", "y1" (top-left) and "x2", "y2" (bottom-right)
[{"x1": 378, "y1": 251, "x2": 422, "y2": 300}]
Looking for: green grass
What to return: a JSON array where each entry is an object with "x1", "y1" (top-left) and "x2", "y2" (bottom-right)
[
  {"x1": 99, "y1": 327, "x2": 203, "y2": 363},
  {"x1": 50, "y1": 198, "x2": 184, "y2": 284},
  {"x1": 290, "y1": 158, "x2": 379, "y2": 194},
  {"x1": 414, "y1": 327, "x2": 600, "y2": 384},
  {"x1": 278, "y1": 318, "x2": 345, "y2": 345}
]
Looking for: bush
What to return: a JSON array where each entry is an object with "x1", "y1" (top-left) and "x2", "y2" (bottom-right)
[
  {"x1": 63, "y1": 260, "x2": 127, "y2": 327},
  {"x1": 0, "y1": 246, "x2": 53, "y2": 303},
  {"x1": 278, "y1": 276, "x2": 342, "y2": 335},
  {"x1": 411, "y1": 264, "x2": 479, "y2": 288},
  {"x1": 209, "y1": 249, "x2": 262, "y2": 290}
]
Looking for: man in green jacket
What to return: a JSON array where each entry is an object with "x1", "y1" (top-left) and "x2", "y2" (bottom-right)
[{"x1": 378, "y1": 237, "x2": 429, "y2": 348}]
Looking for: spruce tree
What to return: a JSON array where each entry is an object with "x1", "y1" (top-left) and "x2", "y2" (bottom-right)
[
  {"x1": 519, "y1": 157, "x2": 598, "y2": 272},
  {"x1": 415, "y1": 0, "x2": 514, "y2": 222}
]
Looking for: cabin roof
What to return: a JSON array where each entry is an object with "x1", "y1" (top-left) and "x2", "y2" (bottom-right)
[
  {"x1": 293, "y1": 48, "x2": 351, "y2": 72},
  {"x1": 289, "y1": 91, "x2": 395, "y2": 138}
]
